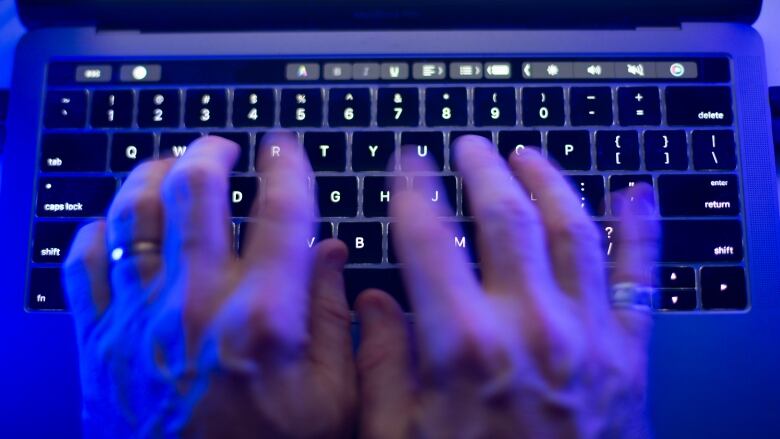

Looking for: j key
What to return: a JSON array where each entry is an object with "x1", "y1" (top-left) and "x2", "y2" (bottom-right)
[
  {"x1": 41, "y1": 133, "x2": 108, "y2": 172},
  {"x1": 352, "y1": 131, "x2": 396, "y2": 171},
  {"x1": 666, "y1": 86, "x2": 733, "y2": 126},
  {"x1": 229, "y1": 177, "x2": 258, "y2": 217},
  {"x1": 692, "y1": 130, "x2": 737, "y2": 170},
  {"x1": 400, "y1": 131, "x2": 445, "y2": 170},
  {"x1": 208, "y1": 132, "x2": 252, "y2": 172},
  {"x1": 233, "y1": 89, "x2": 275, "y2": 127},
  {"x1": 32, "y1": 222, "x2": 80, "y2": 263},
  {"x1": 138, "y1": 90, "x2": 180, "y2": 128},
  {"x1": 596, "y1": 131, "x2": 640, "y2": 170},
  {"x1": 344, "y1": 268, "x2": 408, "y2": 311},
  {"x1": 412, "y1": 176, "x2": 457, "y2": 215},
  {"x1": 701, "y1": 266, "x2": 747, "y2": 310},
  {"x1": 449, "y1": 221, "x2": 478, "y2": 262},
  {"x1": 28, "y1": 268, "x2": 66, "y2": 311},
  {"x1": 618, "y1": 87, "x2": 662, "y2": 126},
  {"x1": 656, "y1": 266, "x2": 696, "y2": 288},
  {"x1": 522, "y1": 88, "x2": 565, "y2": 126},
  {"x1": 655, "y1": 290, "x2": 697, "y2": 311},
  {"x1": 185, "y1": 89, "x2": 228, "y2": 128},
  {"x1": 363, "y1": 176, "x2": 395, "y2": 217},
  {"x1": 658, "y1": 174, "x2": 740, "y2": 217},
  {"x1": 426, "y1": 87, "x2": 467, "y2": 126},
  {"x1": 474, "y1": 87, "x2": 517, "y2": 126},
  {"x1": 497, "y1": 130, "x2": 542, "y2": 159},
  {"x1": 304, "y1": 132, "x2": 346, "y2": 171},
  {"x1": 450, "y1": 131, "x2": 492, "y2": 170},
  {"x1": 329, "y1": 88, "x2": 371, "y2": 127},
  {"x1": 280, "y1": 89, "x2": 323, "y2": 127},
  {"x1": 37, "y1": 177, "x2": 116, "y2": 218},
  {"x1": 570, "y1": 87, "x2": 613, "y2": 126},
  {"x1": 568, "y1": 175, "x2": 605, "y2": 216},
  {"x1": 45, "y1": 90, "x2": 87, "y2": 128},
  {"x1": 337, "y1": 222, "x2": 383, "y2": 264},
  {"x1": 160, "y1": 132, "x2": 200, "y2": 158},
  {"x1": 377, "y1": 88, "x2": 419, "y2": 127},
  {"x1": 547, "y1": 131, "x2": 592, "y2": 170},
  {"x1": 317, "y1": 177, "x2": 358, "y2": 217},
  {"x1": 660, "y1": 220, "x2": 743, "y2": 263},
  {"x1": 645, "y1": 130, "x2": 688, "y2": 170},
  {"x1": 111, "y1": 133, "x2": 154, "y2": 172},
  {"x1": 91, "y1": 90, "x2": 133, "y2": 128}
]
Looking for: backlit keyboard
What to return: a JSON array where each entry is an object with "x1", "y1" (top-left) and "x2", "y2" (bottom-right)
[{"x1": 28, "y1": 57, "x2": 748, "y2": 313}]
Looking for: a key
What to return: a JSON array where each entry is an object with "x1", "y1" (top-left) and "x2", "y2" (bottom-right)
[
  {"x1": 412, "y1": 176, "x2": 457, "y2": 215},
  {"x1": 570, "y1": 87, "x2": 613, "y2": 126},
  {"x1": 185, "y1": 89, "x2": 228, "y2": 128},
  {"x1": 37, "y1": 177, "x2": 116, "y2": 218},
  {"x1": 656, "y1": 266, "x2": 696, "y2": 288},
  {"x1": 425, "y1": 87, "x2": 467, "y2": 126},
  {"x1": 233, "y1": 89, "x2": 275, "y2": 127},
  {"x1": 317, "y1": 177, "x2": 358, "y2": 217},
  {"x1": 522, "y1": 87, "x2": 565, "y2": 126},
  {"x1": 660, "y1": 220, "x2": 743, "y2": 263},
  {"x1": 344, "y1": 268, "x2": 408, "y2": 311},
  {"x1": 111, "y1": 133, "x2": 155, "y2": 172},
  {"x1": 400, "y1": 131, "x2": 445, "y2": 170},
  {"x1": 303, "y1": 132, "x2": 347, "y2": 171},
  {"x1": 547, "y1": 131, "x2": 592, "y2": 170},
  {"x1": 45, "y1": 90, "x2": 87, "y2": 128},
  {"x1": 91, "y1": 90, "x2": 133, "y2": 128},
  {"x1": 160, "y1": 132, "x2": 200, "y2": 158},
  {"x1": 666, "y1": 86, "x2": 733, "y2": 126},
  {"x1": 655, "y1": 290, "x2": 697, "y2": 311},
  {"x1": 337, "y1": 222, "x2": 383, "y2": 263},
  {"x1": 658, "y1": 174, "x2": 740, "y2": 217},
  {"x1": 701, "y1": 266, "x2": 747, "y2": 310},
  {"x1": 208, "y1": 132, "x2": 253, "y2": 172},
  {"x1": 352, "y1": 131, "x2": 396, "y2": 171},
  {"x1": 568, "y1": 175, "x2": 605, "y2": 216},
  {"x1": 474, "y1": 87, "x2": 517, "y2": 126},
  {"x1": 692, "y1": 130, "x2": 737, "y2": 170},
  {"x1": 363, "y1": 176, "x2": 395, "y2": 217},
  {"x1": 596, "y1": 131, "x2": 640, "y2": 171},
  {"x1": 280, "y1": 89, "x2": 323, "y2": 127},
  {"x1": 645, "y1": 130, "x2": 688, "y2": 170},
  {"x1": 497, "y1": 130, "x2": 542, "y2": 159},
  {"x1": 618, "y1": 87, "x2": 662, "y2": 126},
  {"x1": 377, "y1": 88, "x2": 419, "y2": 127},
  {"x1": 41, "y1": 133, "x2": 108, "y2": 172},
  {"x1": 28, "y1": 268, "x2": 66, "y2": 311},
  {"x1": 329, "y1": 88, "x2": 371, "y2": 127},
  {"x1": 229, "y1": 177, "x2": 258, "y2": 217},
  {"x1": 138, "y1": 90, "x2": 180, "y2": 128},
  {"x1": 32, "y1": 222, "x2": 80, "y2": 263}
]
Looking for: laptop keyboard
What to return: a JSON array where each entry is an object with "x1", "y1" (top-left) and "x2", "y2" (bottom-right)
[{"x1": 28, "y1": 58, "x2": 747, "y2": 313}]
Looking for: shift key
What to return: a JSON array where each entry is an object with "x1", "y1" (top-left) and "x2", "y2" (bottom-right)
[
  {"x1": 37, "y1": 177, "x2": 116, "y2": 217},
  {"x1": 659, "y1": 174, "x2": 740, "y2": 216},
  {"x1": 661, "y1": 220, "x2": 743, "y2": 263}
]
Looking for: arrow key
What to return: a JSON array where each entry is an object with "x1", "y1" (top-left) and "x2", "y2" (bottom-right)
[
  {"x1": 656, "y1": 266, "x2": 695, "y2": 288},
  {"x1": 655, "y1": 289, "x2": 697, "y2": 311},
  {"x1": 701, "y1": 266, "x2": 747, "y2": 310}
]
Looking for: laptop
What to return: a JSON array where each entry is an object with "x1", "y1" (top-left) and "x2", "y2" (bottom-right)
[{"x1": 1, "y1": 0, "x2": 779, "y2": 436}]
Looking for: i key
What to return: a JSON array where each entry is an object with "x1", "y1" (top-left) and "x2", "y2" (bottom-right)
[
  {"x1": 377, "y1": 88, "x2": 419, "y2": 127},
  {"x1": 329, "y1": 88, "x2": 371, "y2": 127}
]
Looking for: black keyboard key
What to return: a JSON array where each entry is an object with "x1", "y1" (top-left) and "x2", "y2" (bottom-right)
[
  {"x1": 701, "y1": 266, "x2": 747, "y2": 310},
  {"x1": 28, "y1": 268, "x2": 66, "y2": 311},
  {"x1": 658, "y1": 174, "x2": 739, "y2": 217},
  {"x1": 233, "y1": 89, "x2": 275, "y2": 127},
  {"x1": 609, "y1": 174, "x2": 653, "y2": 215},
  {"x1": 138, "y1": 90, "x2": 180, "y2": 128},
  {"x1": 238, "y1": 220, "x2": 330, "y2": 254},
  {"x1": 377, "y1": 88, "x2": 419, "y2": 127},
  {"x1": 111, "y1": 133, "x2": 155, "y2": 172},
  {"x1": 692, "y1": 130, "x2": 737, "y2": 170},
  {"x1": 570, "y1": 87, "x2": 613, "y2": 126},
  {"x1": 280, "y1": 89, "x2": 323, "y2": 127},
  {"x1": 185, "y1": 89, "x2": 228, "y2": 128},
  {"x1": 208, "y1": 132, "x2": 253, "y2": 172},
  {"x1": 311, "y1": 222, "x2": 334, "y2": 249},
  {"x1": 568, "y1": 175, "x2": 605, "y2": 216},
  {"x1": 596, "y1": 131, "x2": 640, "y2": 171},
  {"x1": 645, "y1": 130, "x2": 688, "y2": 170},
  {"x1": 449, "y1": 221, "x2": 478, "y2": 262},
  {"x1": 41, "y1": 133, "x2": 108, "y2": 172},
  {"x1": 45, "y1": 90, "x2": 87, "y2": 128},
  {"x1": 547, "y1": 131, "x2": 592, "y2": 170},
  {"x1": 0, "y1": 89, "x2": 7, "y2": 121},
  {"x1": 363, "y1": 176, "x2": 394, "y2": 217},
  {"x1": 91, "y1": 90, "x2": 134, "y2": 128},
  {"x1": 666, "y1": 86, "x2": 734, "y2": 126},
  {"x1": 596, "y1": 221, "x2": 618, "y2": 260},
  {"x1": 230, "y1": 177, "x2": 258, "y2": 217},
  {"x1": 660, "y1": 220, "x2": 743, "y2": 263},
  {"x1": 329, "y1": 88, "x2": 371, "y2": 127},
  {"x1": 400, "y1": 131, "x2": 445, "y2": 170},
  {"x1": 317, "y1": 177, "x2": 358, "y2": 217},
  {"x1": 655, "y1": 290, "x2": 697, "y2": 311},
  {"x1": 387, "y1": 223, "x2": 399, "y2": 263},
  {"x1": 338, "y1": 222, "x2": 383, "y2": 264},
  {"x1": 656, "y1": 266, "x2": 696, "y2": 289},
  {"x1": 474, "y1": 87, "x2": 517, "y2": 126},
  {"x1": 522, "y1": 88, "x2": 565, "y2": 126},
  {"x1": 412, "y1": 176, "x2": 457, "y2": 215},
  {"x1": 32, "y1": 222, "x2": 80, "y2": 263},
  {"x1": 497, "y1": 130, "x2": 542, "y2": 159},
  {"x1": 425, "y1": 87, "x2": 467, "y2": 127},
  {"x1": 304, "y1": 132, "x2": 346, "y2": 171},
  {"x1": 352, "y1": 131, "x2": 396, "y2": 171},
  {"x1": 37, "y1": 177, "x2": 116, "y2": 218},
  {"x1": 449, "y1": 131, "x2": 493, "y2": 170},
  {"x1": 618, "y1": 87, "x2": 662, "y2": 126},
  {"x1": 344, "y1": 268, "x2": 408, "y2": 311},
  {"x1": 160, "y1": 132, "x2": 200, "y2": 158}
]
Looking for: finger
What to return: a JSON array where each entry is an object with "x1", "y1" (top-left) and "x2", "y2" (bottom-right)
[
  {"x1": 63, "y1": 221, "x2": 110, "y2": 340},
  {"x1": 106, "y1": 158, "x2": 175, "y2": 292},
  {"x1": 356, "y1": 289, "x2": 415, "y2": 439},
  {"x1": 455, "y1": 136, "x2": 556, "y2": 299},
  {"x1": 509, "y1": 148, "x2": 607, "y2": 303}
]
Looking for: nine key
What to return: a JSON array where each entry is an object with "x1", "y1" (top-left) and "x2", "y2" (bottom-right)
[
  {"x1": 474, "y1": 87, "x2": 517, "y2": 126},
  {"x1": 329, "y1": 88, "x2": 371, "y2": 127}
]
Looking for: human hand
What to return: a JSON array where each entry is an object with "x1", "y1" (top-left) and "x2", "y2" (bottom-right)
[
  {"x1": 64, "y1": 134, "x2": 356, "y2": 438},
  {"x1": 356, "y1": 136, "x2": 658, "y2": 438}
]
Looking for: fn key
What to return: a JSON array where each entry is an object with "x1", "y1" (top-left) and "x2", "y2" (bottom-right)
[{"x1": 28, "y1": 268, "x2": 66, "y2": 311}]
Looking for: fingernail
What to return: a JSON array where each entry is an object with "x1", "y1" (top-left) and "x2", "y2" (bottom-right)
[{"x1": 358, "y1": 295, "x2": 386, "y2": 322}]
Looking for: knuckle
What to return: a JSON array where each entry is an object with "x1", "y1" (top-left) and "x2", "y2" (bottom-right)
[
  {"x1": 246, "y1": 303, "x2": 308, "y2": 354},
  {"x1": 163, "y1": 161, "x2": 226, "y2": 200},
  {"x1": 109, "y1": 190, "x2": 160, "y2": 226}
]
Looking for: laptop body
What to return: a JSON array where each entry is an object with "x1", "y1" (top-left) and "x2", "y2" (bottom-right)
[{"x1": 1, "y1": 0, "x2": 779, "y2": 437}]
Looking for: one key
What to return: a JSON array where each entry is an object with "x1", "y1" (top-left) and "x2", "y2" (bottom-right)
[
  {"x1": 352, "y1": 131, "x2": 396, "y2": 171},
  {"x1": 111, "y1": 133, "x2": 155, "y2": 172},
  {"x1": 570, "y1": 87, "x2": 613, "y2": 126},
  {"x1": 656, "y1": 266, "x2": 696, "y2": 289},
  {"x1": 547, "y1": 130, "x2": 592, "y2": 170},
  {"x1": 28, "y1": 268, "x2": 66, "y2": 311},
  {"x1": 658, "y1": 174, "x2": 740, "y2": 217},
  {"x1": 474, "y1": 87, "x2": 517, "y2": 126},
  {"x1": 45, "y1": 90, "x2": 87, "y2": 128},
  {"x1": 400, "y1": 131, "x2": 445, "y2": 170},
  {"x1": 280, "y1": 89, "x2": 323, "y2": 127},
  {"x1": 645, "y1": 130, "x2": 688, "y2": 170},
  {"x1": 522, "y1": 88, "x2": 565, "y2": 126},
  {"x1": 655, "y1": 290, "x2": 697, "y2": 311},
  {"x1": 138, "y1": 90, "x2": 180, "y2": 128},
  {"x1": 426, "y1": 87, "x2": 467, "y2": 126},
  {"x1": 329, "y1": 88, "x2": 371, "y2": 127},
  {"x1": 618, "y1": 87, "x2": 662, "y2": 126},
  {"x1": 497, "y1": 130, "x2": 542, "y2": 159},
  {"x1": 701, "y1": 266, "x2": 747, "y2": 310},
  {"x1": 229, "y1": 177, "x2": 258, "y2": 217},
  {"x1": 568, "y1": 175, "x2": 605, "y2": 216},
  {"x1": 208, "y1": 131, "x2": 253, "y2": 172},
  {"x1": 185, "y1": 89, "x2": 228, "y2": 128},
  {"x1": 344, "y1": 268, "x2": 408, "y2": 311},
  {"x1": 377, "y1": 88, "x2": 419, "y2": 127},
  {"x1": 363, "y1": 176, "x2": 394, "y2": 217},
  {"x1": 596, "y1": 131, "x2": 640, "y2": 170},
  {"x1": 41, "y1": 133, "x2": 108, "y2": 172},
  {"x1": 303, "y1": 132, "x2": 346, "y2": 171},
  {"x1": 412, "y1": 176, "x2": 458, "y2": 215},
  {"x1": 666, "y1": 86, "x2": 733, "y2": 126},
  {"x1": 692, "y1": 130, "x2": 737, "y2": 170},
  {"x1": 660, "y1": 220, "x2": 743, "y2": 263},
  {"x1": 32, "y1": 222, "x2": 80, "y2": 263},
  {"x1": 91, "y1": 90, "x2": 134, "y2": 128},
  {"x1": 337, "y1": 222, "x2": 383, "y2": 263},
  {"x1": 160, "y1": 132, "x2": 200, "y2": 158},
  {"x1": 317, "y1": 177, "x2": 358, "y2": 217},
  {"x1": 233, "y1": 89, "x2": 275, "y2": 127},
  {"x1": 37, "y1": 177, "x2": 116, "y2": 218}
]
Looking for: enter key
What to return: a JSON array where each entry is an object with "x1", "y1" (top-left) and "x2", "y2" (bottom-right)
[{"x1": 658, "y1": 174, "x2": 740, "y2": 217}]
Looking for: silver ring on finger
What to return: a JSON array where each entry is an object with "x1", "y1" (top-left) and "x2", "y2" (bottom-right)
[
  {"x1": 609, "y1": 282, "x2": 656, "y2": 313},
  {"x1": 110, "y1": 240, "x2": 162, "y2": 263}
]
